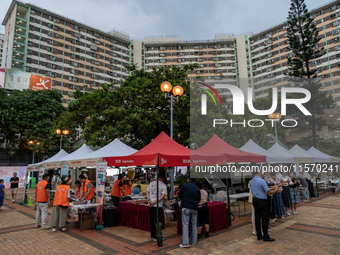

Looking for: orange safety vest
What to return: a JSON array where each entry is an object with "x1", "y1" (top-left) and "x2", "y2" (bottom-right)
[
  {"x1": 36, "y1": 180, "x2": 49, "y2": 203},
  {"x1": 124, "y1": 183, "x2": 132, "y2": 196},
  {"x1": 111, "y1": 179, "x2": 122, "y2": 197},
  {"x1": 53, "y1": 184, "x2": 70, "y2": 207},
  {"x1": 81, "y1": 179, "x2": 95, "y2": 201},
  {"x1": 75, "y1": 186, "x2": 81, "y2": 197}
]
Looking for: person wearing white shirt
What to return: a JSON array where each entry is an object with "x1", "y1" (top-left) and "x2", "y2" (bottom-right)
[{"x1": 146, "y1": 172, "x2": 167, "y2": 241}]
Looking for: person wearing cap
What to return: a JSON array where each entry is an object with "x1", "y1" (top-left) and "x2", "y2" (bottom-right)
[{"x1": 35, "y1": 174, "x2": 51, "y2": 229}]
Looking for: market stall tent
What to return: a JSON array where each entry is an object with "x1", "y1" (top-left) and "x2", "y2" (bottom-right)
[
  {"x1": 289, "y1": 145, "x2": 315, "y2": 163},
  {"x1": 53, "y1": 144, "x2": 94, "y2": 167},
  {"x1": 27, "y1": 149, "x2": 69, "y2": 170},
  {"x1": 194, "y1": 134, "x2": 266, "y2": 163},
  {"x1": 239, "y1": 139, "x2": 292, "y2": 163},
  {"x1": 104, "y1": 132, "x2": 191, "y2": 167},
  {"x1": 307, "y1": 146, "x2": 340, "y2": 163},
  {"x1": 267, "y1": 143, "x2": 296, "y2": 163},
  {"x1": 67, "y1": 139, "x2": 138, "y2": 167}
]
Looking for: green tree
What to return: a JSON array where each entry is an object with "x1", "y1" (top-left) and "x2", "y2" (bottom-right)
[
  {"x1": 286, "y1": 0, "x2": 335, "y2": 146},
  {"x1": 0, "y1": 89, "x2": 65, "y2": 157},
  {"x1": 59, "y1": 64, "x2": 198, "y2": 149}
]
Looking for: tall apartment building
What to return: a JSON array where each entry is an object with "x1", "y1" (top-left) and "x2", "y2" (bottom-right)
[
  {"x1": 142, "y1": 34, "x2": 238, "y2": 85},
  {"x1": 0, "y1": 33, "x2": 4, "y2": 67},
  {"x1": 1, "y1": 0, "x2": 131, "y2": 104},
  {"x1": 1, "y1": 0, "x2": 340, "y2": 108},
  {"x1": 243, "y1": 1, "x2": 340, "y2": 103}
]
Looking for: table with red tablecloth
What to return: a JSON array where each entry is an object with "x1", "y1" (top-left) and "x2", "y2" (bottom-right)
[
  {"x1": 118, "y1": 201, "x2": 165, "y2": 232},
  {"x1": 177, "y1": 201, "x2": 229, "y2": 234}
]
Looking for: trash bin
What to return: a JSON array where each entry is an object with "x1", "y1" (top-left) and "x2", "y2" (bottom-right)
[{"x1": 30, "y1": 177, "x2": 36, "y2": 188}]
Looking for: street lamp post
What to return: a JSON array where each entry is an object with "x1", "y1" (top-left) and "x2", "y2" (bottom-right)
[
  {"x1": 55, "y1": 129, "x2": 69, "y2": 150},
  {"x1": 160, "y1": 81, "x2": 184, "y2": 199},
  {"x1": 268, "y1": 113, "x2": 282, "y2": 143},
  {"x1": 27, "y1": 140, "x2": 40, "y2": 164}
]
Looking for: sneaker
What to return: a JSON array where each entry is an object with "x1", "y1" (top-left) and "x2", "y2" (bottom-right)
[
  {"x1": 179, "y1": 244, "x2": 190, "y2": 248},
  {"x1": 41, "y1": 226, "x2": 49, "y2": 230},
  {"x1": 205, "y1": 232, "x2": 209, "y2": 238},
  {"x1": 268, "y1": 228, "x2": 271, "y2": 232},
  {"x1": 270, "y1": 218, "x2": 277, "y2": 223},
  {"x1": 45, "y1": 226, "x2": 51, "y2": 229},
  {"x1": 35, "y1": 224, "x2": 40, "y2": 228},
  {"x1": 197, "y1": 235, "x2": 201, "y2": 239},
  {"x1": 294, "y1": 211, "x2": 299, "y2": 215},
  {"x1": 286, "y1": 212, "x2": 291, "y2": 216},
  {"x1": 52, "y1": 228, "x2": 57, "y2": 232},
  {"x1": 252, "y1": 230, "x2": 257, "y2": 235},
  {"x1": 152, "y1": 238, "x2": 157, "y2": 242},
  {"x1": 61, "y1": 227, "x2": 67, "y2": 232},
  {"x1": 280, "y1": 216, "x2": 285, "y2": 219},
  {"x1": 12, "y1": 200, "x2": 15, "y2": 203}
]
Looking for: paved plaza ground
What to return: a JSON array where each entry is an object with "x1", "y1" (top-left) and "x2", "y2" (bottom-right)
[{"x1": 0, "y1": 191, "x2": 339, "y2": 255}]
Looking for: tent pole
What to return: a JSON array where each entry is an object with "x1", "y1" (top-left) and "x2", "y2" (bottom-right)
[{"x1": 226, "y1": 170, "x2": 232, "y2": 226}]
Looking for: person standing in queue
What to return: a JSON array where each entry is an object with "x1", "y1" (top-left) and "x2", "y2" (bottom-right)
[
  {"x1": 111, "y1": 174, "x2": 124, "y2": 208},
  {"x1": 250, "y1": 171, "x2": 279, "y2": 242},
  {"x1": 123, "y1": 175, "x2": 132, "y2": 196},
  {"x1": 79, "y1": 174, "x2": 95, "y2": 202},
  {"x1": 50, "y1": 177, "x2": 70, "y2": 232},
  {"x1": 35, "y1": 174, "x2": 51, "y2": 229}
]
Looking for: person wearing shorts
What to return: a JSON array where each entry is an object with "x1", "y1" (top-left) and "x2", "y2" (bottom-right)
[{"x1": 10, "y1": 173, "x2": 19, "y2": 203}]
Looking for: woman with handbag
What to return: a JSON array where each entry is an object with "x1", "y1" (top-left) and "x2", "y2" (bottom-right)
[{"x1": 196, "y1": 182, "x2": 210, "y2": 239}]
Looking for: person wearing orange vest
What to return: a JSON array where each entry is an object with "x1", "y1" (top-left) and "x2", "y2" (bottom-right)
[
  {"x1": 50, "y1": 177, "x2": 70, "y2": 232},
  {"x1": 74, "y1": 180, "x2": 82, "y2": 199},
  {"x1": 79, "y1": 174, "x2": 95, "y2": 202},
  {"x1": 35, "y1": 174, "x2": 51, "y2": 229},
  {"x1": 123, "y1": 175, "x2": 132, "y2": 196},
  {"x1": 111, "y1": 174, "x2": 125, "y2": 208}
]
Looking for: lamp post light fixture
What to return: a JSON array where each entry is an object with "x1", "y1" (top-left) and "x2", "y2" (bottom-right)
[
  {"x1": 55, "y1": 129, "x2": 69, "y2": 151},
  {"x1": 267, "y1": 113, "x2": 282, "y2": 143},
  {"x1": 160, "y1": 81, "x2": 184, "y2": 199},
  {"x1": 27, "y1": 140, "x2": 40, "y2": 164}
]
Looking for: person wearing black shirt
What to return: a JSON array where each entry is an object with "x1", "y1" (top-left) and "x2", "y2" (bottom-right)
[{"x1": 10, "y1": 172, "x2": 19, "y2": 203}]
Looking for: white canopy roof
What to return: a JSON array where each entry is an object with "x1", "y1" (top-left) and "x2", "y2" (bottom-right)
[
  {"x1": 240, "y1": 139, "x2": 293, "y2": 163},
  {"x1": 77, "y1": 138, "x2": 137, "y2": 160},
  {"x1": 57, "y1": 144, "x2": 94, "y2": 162},
  {"x1": 28, "y1": 149, "x2": 69, "y2": 170},
  {"x1": 289, "y1": 145, "x2": 315, "y2": 163},
  {"x1": 307, "y1": 146, "x2": 340, "y2": 162},
  {"x1": 267, "y1": 143, "x2": 296, "y2": 163}
]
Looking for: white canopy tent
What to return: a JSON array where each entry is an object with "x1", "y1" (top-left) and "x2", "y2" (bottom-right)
[
  {"x1": 289, "y1": 145, "x2": 315, "y2": 163},
  {"x1": 27, "y1": 149, "x2": 69, "y2": 170},
  {"x1": 240, "y1": 139, "x2": 294, "y2": 163},
  {"x1": 267, "y1": 143, "x2": 297, "y2": 163},
  {"x1": 307, "y1": 146, "x2": 340, "y2": 163},
  {"x1": 54, "y1": 144, "x2": 95, "y2": 167},
  {"x1": 66, "y1": 139, "x2": 138, "y2": 167}
]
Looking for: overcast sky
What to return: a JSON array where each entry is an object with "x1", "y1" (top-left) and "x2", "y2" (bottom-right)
[{"x1": 0, "y1": 0, "x2": 327, "y2": 40}]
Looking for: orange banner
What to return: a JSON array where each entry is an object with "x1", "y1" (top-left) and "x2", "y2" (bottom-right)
[{"x1": 30, "y1": 74, "x2": 52, "y2": 91}]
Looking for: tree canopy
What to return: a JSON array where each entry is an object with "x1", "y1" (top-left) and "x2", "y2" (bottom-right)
[
  {"x1": 0, "y1": 89, "x2": 65, "y2": 157},
  {"x1": 58, "y1": 64, "x2": 197, "y2": 149}
]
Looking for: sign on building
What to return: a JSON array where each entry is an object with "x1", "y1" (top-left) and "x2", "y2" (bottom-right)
[
  {"x1": 30, "y1": 74, "x2": 52, "y2": 91},
  {"x1": 5, "y1": 69, "x2": 30, "y2": 90}
]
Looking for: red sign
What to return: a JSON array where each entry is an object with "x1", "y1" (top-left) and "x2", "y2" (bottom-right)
[{"x1": 30, "y1": 74, "x2": 52, "y2": 91}]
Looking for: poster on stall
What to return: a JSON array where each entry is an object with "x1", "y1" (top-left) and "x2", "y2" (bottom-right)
[
  {"x1": 0, "y1": 68, "x2": 5, "y2": 88},
  {"x1": 38, "y1": 166, "x2": 45, "y2": 181},
  {"x1": 0, "y1": 166, "x2": 27, "y2": 189},
  {"x1": 60, "y1": 164, "x2": 69, "y2": 177},
  {"x1": 96, "y1": 162, "x2": 107, "y2": 205}
]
